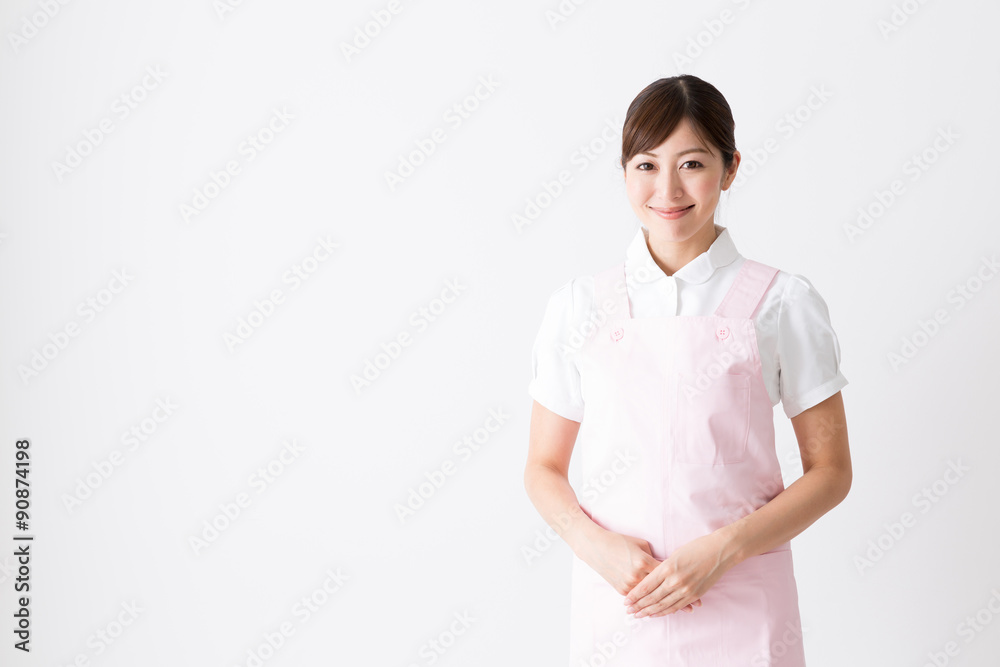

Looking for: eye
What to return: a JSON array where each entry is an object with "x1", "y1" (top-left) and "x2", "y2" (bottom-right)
[
  {"x1": 681, "y1": 160, "x2": 704, "y2": 169},
  {"x1": 635, "y1": 162, "x2": 655, "y2": 171}
]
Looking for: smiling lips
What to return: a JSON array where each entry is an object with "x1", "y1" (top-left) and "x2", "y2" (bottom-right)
[{"x1": 651, "y1": 204, "x2": 694, "y2": 218}]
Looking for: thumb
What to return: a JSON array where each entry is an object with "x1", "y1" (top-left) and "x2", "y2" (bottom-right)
[
  {"x1": 638, "y1": 550, "x2": 660, "y2": 569},
  {"x1": 637, "y1": 540, "x2": 662, "y2": 566},
  {"x1": 635, "y1": 538, "x2": 654, "y2": 556}
]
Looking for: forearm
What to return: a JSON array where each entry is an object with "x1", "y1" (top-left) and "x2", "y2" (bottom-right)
[
  {"x1": 523, "y1": 463, "x2": 606, "y2": 556},
  {"x1": 716, "y1": 464, "x2": 851, "y2": 567}
]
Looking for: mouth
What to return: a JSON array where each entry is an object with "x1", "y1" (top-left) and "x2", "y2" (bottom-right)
[{"x1": 650, "y1": 204, "x2": 695, "y2": 219}]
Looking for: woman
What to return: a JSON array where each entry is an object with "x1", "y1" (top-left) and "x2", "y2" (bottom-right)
[{"x1": 523, "y1": 75, "x2": 852, "y2": 665}]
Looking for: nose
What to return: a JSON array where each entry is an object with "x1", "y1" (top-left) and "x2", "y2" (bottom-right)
[{"x1": 655, "y1": 168, "x2": 683, "y2": 200}]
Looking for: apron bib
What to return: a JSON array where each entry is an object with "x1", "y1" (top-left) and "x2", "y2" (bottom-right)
[{"x1": 568, "y1": 258, "x2": 806, "y2": 666}]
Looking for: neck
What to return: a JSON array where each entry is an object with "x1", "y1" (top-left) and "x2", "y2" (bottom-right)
[{"x1": 644, "y1": 223, "x2": 720, "y2": 277}]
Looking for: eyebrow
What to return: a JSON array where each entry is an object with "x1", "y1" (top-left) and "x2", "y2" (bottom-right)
[{"x1": 638, "y1": 148, "x2": 710, "y2": 158}]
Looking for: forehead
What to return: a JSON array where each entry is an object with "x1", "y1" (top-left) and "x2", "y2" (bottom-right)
[
  {"x1": 635, "y1": 118, "x2": 714, "y2": 159},
  {"x1": 636, "y1": 126, "x2": 713, "y2": 159},
  {"x1": 637, "y1": 145, "x2": 711, "y2": 159}
]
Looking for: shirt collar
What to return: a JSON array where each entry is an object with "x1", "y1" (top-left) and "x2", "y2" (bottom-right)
[{"x1": 625, "y1": 223, "x2": 741, "y2": 285}]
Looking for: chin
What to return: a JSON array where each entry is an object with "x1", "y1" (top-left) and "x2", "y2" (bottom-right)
[{"x1": 645, "y1": 215, "x2": 702, "y2": 240}]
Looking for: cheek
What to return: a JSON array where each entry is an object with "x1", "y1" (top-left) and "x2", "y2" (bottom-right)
[
  {"x1": 626, "y1": 179, "x2": 649, "y2": 201},
  {"x1": 691, "y1": 178, "x2": 721, "y2": 202}
]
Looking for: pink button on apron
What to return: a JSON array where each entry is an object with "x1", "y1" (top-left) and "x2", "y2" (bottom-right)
[{"x1": 567, "y1": 258, "x2": 806, "y2": 666}]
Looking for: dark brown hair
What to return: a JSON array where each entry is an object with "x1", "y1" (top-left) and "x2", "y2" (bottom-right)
[{"x1": 620, "y1": 75, "x2": 736, "y2": 177}]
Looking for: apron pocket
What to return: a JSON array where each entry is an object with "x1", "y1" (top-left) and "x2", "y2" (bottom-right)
[{"x1": 674, "y1": 372, "x2": 750, "y2": 465}]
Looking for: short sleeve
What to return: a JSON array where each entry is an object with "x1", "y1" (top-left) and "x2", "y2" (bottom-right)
[
  {"x1": 776, "y1": 274, "x2": 849, "y2": 419},
  {"x1": 528, "y1": 280, "x2": 585, "y2": 422}
]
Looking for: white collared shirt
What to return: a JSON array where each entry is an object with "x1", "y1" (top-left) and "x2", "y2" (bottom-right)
[{"x1": 529, "y1": 224, "x2": 848, "y2": 422}]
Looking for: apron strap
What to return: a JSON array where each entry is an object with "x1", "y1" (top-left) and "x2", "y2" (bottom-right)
[
  {"x1": 596, "y1": 258, "x2": 777, "y2": 321},
  {"x1": 594, "y1": 261, "x2": 630, "y2": 323},
  {"x1": 714, "y1": 259, "x2": 779, "y2": 320}
]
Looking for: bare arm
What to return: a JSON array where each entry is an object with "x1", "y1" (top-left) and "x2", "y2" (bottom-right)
[
  {"x1": 717, "y1": 390, "x2": 853, "y2": 566},
  {"x1": 522, "y1": 401, "x2": 602, "y2": 555},
  {"x1": 524, "y1": 400, "x2": 697, "y2": 605}
]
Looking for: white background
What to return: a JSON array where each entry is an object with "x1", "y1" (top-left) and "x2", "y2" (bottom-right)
[{"x1": 1, "y1": 0, "x2": 998, "y2": 665}]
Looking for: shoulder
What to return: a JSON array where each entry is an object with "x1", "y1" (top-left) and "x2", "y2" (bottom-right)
[
  {"x1": 737, "y1": 259, "x2": 809, "y2": 297},
  {"x1": 743, "y1": 259, "x2": 830, "y2": 308},
  {"x1": 748, "y1": 263, "x2": 836, "y2": 334},
  {"x1": 760, "y1": 269, "x2": 847, "y2": 417},
  {"x1": 764, "y1": 268, "x2": 842, "y2": 344},
  {"x1": 538, "y1": 272, "x2": 598, "y2": 326},
  {"x1": 773, "y1": 270, "x2": 834, "y2": 313},
  {"x1": 532, "y1": 268, "x2": 612, "y2": 360}
]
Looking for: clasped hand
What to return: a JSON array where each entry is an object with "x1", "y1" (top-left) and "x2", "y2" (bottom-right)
[{"x1": 582, "y1": 530, "x2": 733, "y2": 618}]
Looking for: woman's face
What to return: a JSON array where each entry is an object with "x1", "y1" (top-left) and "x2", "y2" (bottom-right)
[{"x1": 622, "y1": 116, "x2": 739, "y2": 242}]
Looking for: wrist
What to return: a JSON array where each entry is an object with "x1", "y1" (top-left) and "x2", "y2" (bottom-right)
[
  {"x1": 714, "y1": 521, "x2": 747, "y2": 568},
  {"x1": 562, "y1": 510, "x2": 605, "y2": 558}
]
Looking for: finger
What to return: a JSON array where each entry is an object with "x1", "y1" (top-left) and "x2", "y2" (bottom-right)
[
  {"x1": 628, "y1": 581, "x2": 674, "y2": 616},
  {"x1": 623, "y1": 567, "x2": 667, "y2": 606},
  {"x1": 625, "y1": 579, "x2": 669, "y2": 613},
  {"x1": 652, "y1": 597, "x2": 694, "y2": 617},
  {"x1": 637, "y1": 590, "x2": 692, "y2": 618}
]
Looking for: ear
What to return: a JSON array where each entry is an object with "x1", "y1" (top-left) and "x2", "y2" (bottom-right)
[{"x1": 720, "y1": 151, "x2": 741, "y2": 190}]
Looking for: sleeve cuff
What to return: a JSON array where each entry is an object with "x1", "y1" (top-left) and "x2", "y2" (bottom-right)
[
  {"x1": 782, "y1": 371, "x2": 848, "y2": 419},
  {"x1": 528, "y1": 382, "x2": 584, "y2": 423}
]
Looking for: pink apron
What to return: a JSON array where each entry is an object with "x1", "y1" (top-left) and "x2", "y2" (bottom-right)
[{"x1": 569, "y1": 258, "x2": 806, "y2": 666}]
